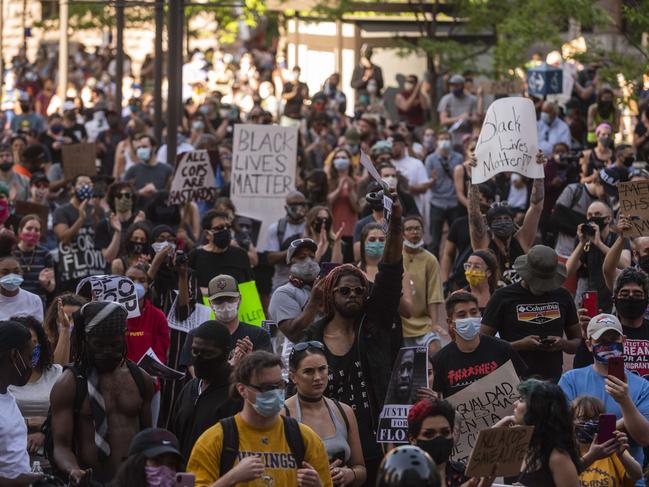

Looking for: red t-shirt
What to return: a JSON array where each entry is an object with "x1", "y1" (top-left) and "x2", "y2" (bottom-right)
[{"x1": 126, "y1": 299, "x2": 170, "y2": 390}]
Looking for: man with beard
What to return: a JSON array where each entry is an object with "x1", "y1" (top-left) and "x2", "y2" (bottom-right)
[
  {"x1": 468, "y1": 153, "x2": 546, "y2": 284},
  {"x1": 0, "y1": 320, "x2": 45, "y2": 486},
  {"x1": 171, "y1": 320, "x2": 242, "y2": 460},
  {"x1": 50, "y1": 301, "x2": 155, "y2": 485},
  {"x1": 481, "y1": 245, "x2": 581, "y2": 382},
  {"x1": 292, "y1": 189, "x2": 403, "y2": 485},
  {"x1": 393, "y1": 348, "x2": 415, "y2": 404}
]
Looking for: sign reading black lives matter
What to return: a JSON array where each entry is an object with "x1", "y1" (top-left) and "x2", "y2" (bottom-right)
[
  {"x1": 377, "y1": 347, "x2": 428, "y2": 444},
  {"x1": 168, "y1": 150, "x2": 218, "y2": 205},
  {"x1": 231, "y1": 125, "x2": 298, "y2": 240},
  {"x1": 472, "y1": 97, "x2": 542, "y2": 184},
  {"x1": 76, "y1": 274, "x2": 141, "y2": 319}
]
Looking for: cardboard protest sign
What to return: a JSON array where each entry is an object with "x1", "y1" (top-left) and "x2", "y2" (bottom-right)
[
  {"x1": 62, "y1": 143, "x2": 97, "y2": 180},
  {"x1": 13, "y1": 201, "x2": 49, "y2": 242},
  {"x1": 617, "y1": 181, "x2": 649, "y2": 237},
  {"x1": 75, "y1": 274, "x2": 140, "y2": 319},
  {"x1": 168, "y1": 150, "x2": 218, "y2": 205},
  {"x1": 446, "y1": 360, "x2": 520, "y2": 463},
  {"x1": 200, "y1": 280, "x2": 266, "y2": 326},
  {"x1": 377, "y1": 347, "x2": 428, "y2": 444},
  {"x1": 472, "y1": 97, "x2": 542, "y2": 184},
  {"x1": 466, "y1": 426, "x2": 534, "y2": 478},
  {"x1": 231, "y1": 125, "x2": 298, "y2": 241},
  {"x1": 167, "y1": 292, "x2": 212, "y2": 333},
  {"x1": 479, "y1": 79, "x2": 525, "y2": 96},
  {"x1": 137, "y1": 348, "x2": 185, "y2": 380}
]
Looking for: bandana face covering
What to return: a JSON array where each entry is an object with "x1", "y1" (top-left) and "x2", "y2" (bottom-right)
[{"x1": 592, "y1": 341, "x2": 624, "y2": 364}]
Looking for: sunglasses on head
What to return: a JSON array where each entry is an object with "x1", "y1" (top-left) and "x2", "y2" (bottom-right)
[
  {"x1": 292, "y1": 341, "x2": 324, "y2": 354},
  {"x1": 335, "y1": 286, "x2": 365, "y2": 297}
]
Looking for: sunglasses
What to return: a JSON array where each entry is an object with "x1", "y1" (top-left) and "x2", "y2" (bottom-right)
[
  {"x1": 335, "y1": 286, "x2": 365, "y2": 297},
  {"x1": 116, "y1": 192, "x2": 133, "y2": 199},
  {"x1": 490, "y1": 201, "x2": 509, "y2": 209},
  {"x1": 404, "y1": 225, "x2": 422, "y2": 232},
  {"x1": 246, "y1": 381, "x2": 287, "y2": 393},
  {"x1": 292, "y1": 341, "x2": 325, "y2": 354}
]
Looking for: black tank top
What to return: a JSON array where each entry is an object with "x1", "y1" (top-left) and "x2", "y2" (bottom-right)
[{"x1": 489, "y1": 236, "x2": 525, "y2": 285}]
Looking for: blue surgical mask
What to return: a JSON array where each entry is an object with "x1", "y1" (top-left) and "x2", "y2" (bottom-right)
[
  {"x1": 541, "y1": 112, "x2": 552, "y2": 125},
  {"x1": 134, "y1": 282, "x2": 146, "y2": 300},
  {"x1": 438, "y1": 140, "x2": 451, "y2": 151},
  {"x1": 592, "y1": 341, "x2": 624, "y2": 364},
  {"x1": 252, "y1": 388, "x2": 285, "y2": 417},
  {"x1": 136, "y1": 147, "x2": 152, "y2": 162},
  {"x1": 454, "y1": 317, "x2": 482, "y2": 340},
  {"x1": 0, "y1": 273, "x2": 24, "y2": 292},
  {"x1": 333, "y1": 158, "x2": 350, "y2": 171},
  {"x1": 365, "y1": 241, "x2": 385, "y2": 258}
]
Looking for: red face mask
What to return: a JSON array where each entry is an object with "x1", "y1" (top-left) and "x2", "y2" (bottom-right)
[
  {"x1": 20, "y1": 231, "x2": 40, "y2": 246},
  {"x1": 0, "y1": 199, "x2": 8, "y2": 225}
]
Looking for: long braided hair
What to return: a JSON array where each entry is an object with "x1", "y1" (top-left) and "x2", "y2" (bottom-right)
[{"x1": 321, "y1": 264, "x2": 369, "y2": 319}]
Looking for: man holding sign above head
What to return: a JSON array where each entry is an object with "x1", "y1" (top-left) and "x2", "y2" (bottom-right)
[{"x1": 481, "y1": 245, "x2": 581, "y2": 382}]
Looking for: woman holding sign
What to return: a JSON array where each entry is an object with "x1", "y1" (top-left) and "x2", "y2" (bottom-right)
[{"x1": 495, "y1": 379, "x2": 582, "y2": 487}]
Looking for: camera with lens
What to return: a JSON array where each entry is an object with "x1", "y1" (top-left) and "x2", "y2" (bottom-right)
[
  {"x1": 582, "y1": 223, "x2": 596, "y2": 237},
  {"x1": 175, "y1": 250, "x2": 188, "y2": 265},
  {"x1": 558, "y1": 151, "x2": 581, "y2": 166},
  {"x1": 365, "y1": 189, "x2": 385, "y2": 212}
]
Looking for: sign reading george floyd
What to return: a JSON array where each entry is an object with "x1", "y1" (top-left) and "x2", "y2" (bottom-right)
[
  {"x1": 472, "y1": 97, "x2": 542, "y2": 184},
  {"x1": 466, "y1": 426, "x2": 534, "y2": 478},
  {"x1": 168, "y1": 150, "x2": 218, "y2": 205},
  {"x1": 618, "y1": 181, "x2": 649, "y2": 238},
  {"x1": 446, "y1": 360, "x2": 520, "y2": 464},
  {"x1": 231, "y1": 125, "x2": 298, "y2": 239}
]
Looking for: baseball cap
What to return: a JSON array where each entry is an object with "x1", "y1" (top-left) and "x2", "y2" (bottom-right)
[
  {"x1": 587, "y1": 313, "x2": 623, "y2": 340},
  {"x1": 449, "y1": 74, "x2": 465, "y2": 85},
  {"x1": 208, "y1": 274, "x2": 240, "y2": 300},
  {"x1": 128, "y1": 428, "x2": 182, "y2": 460},
  {"x1": 286, "y1": 238, "x2": 318, "y2": 264},
  {"x1": 599, "y1": 167, "x2": 628, "y2": 197},
  {"x1": 30, "y1": 172, "x2": 49, "y2": 186}
]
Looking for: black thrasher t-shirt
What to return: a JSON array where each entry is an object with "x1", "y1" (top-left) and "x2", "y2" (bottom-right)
[
  {"x1": 573, "y1": 320, "x2": 649, "y2": 378},
  {"x1": 432, "y1": 335, "x2": 528, "y2": 398},
  {"x1": 482, "y1": 283, "x2": 578, "y2": 380}
]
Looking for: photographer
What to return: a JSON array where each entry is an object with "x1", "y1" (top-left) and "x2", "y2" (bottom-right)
[{"x1": 566, "y1": 201, "x2": 631, "y2": 313}]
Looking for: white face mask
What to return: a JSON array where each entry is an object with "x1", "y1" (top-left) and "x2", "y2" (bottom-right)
[
  {"x1": 454, "y1": 317, "x2": 482, "y2": 341},
  {"x1": 403, "y1": 239, "x2": 424, "y2": 249},
  {"x1": 151, "y1": 241, "x2": 176, "y2": 254},
  {"x1": 213, "y1": 301, "x2": 239, "y2": 322},
  {"x1": 382, "y1": 176, "x2": 398, "y2": 190}
]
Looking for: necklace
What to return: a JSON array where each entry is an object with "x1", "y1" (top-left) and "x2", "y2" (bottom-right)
[
  {"x1": 18, "y1": 246, "x2": 36, "y2": 272},
  {"x1": 298, "y1": 392, "x2": 323, "y2": 403}
]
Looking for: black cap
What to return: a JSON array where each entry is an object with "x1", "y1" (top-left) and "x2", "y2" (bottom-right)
[
  {"x1": 376, "y1": 445, "x2": 440, "y2": 487},
  {"x1": 391, "y1": 133, "x2": 406, "y2": 144},
  {"x1": 30, "y1": 172, "x2": 49, "y2": 186},
  {"x1": 128, "y1": 428, "x2": 182, "y2": 459},
  {"x1": 600, "y1": 166, "x2": 628, "y2": 197}
]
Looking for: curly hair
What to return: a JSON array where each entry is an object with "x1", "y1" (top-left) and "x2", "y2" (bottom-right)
[
  {"x1": 119, "y1": 222, "x2": 152, "y2": 257},
  {"x1": 106, "y1": 181, "x2": 138, "y2": 214},
  {"x1": 321, "y1": 264, "x2": 370, "y2": 319},
  {"x1": 518, "y1": 379, "x2": 583, "y2": 475},
  {"x1": 614, "y1": 267, "x2": 649, "y2": 298},
  {"x1": 407, "y1": 398, "x2": 456, "y2": 440}
]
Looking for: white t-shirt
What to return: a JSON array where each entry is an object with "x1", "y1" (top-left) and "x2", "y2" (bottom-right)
[
  {"x1": 393, "y1": 154, "x2": 428, "y2": 214},
  {"x1": 0, "y1": 289, "x2": 44, "y2": 322},
  {"x1": 0, "y1": 391, "x2": 30, "y2": 478},
  {"x1": 9, "y1": 364, "x2": 63, "y2": 418}
]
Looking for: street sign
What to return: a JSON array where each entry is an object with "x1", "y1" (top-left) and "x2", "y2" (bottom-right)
[{"x1": 527, "y1": 63, "x2": 563, "y2": 96}]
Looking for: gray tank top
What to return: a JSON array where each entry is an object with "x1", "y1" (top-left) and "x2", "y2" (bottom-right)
[{"x1": 295, "y1": 397, "x2": 351, "y2": 463}]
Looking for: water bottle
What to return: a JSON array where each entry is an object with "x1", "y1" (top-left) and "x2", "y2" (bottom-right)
[{"x1": 31, "y1": 460, "x2": 44, "y2": 474}]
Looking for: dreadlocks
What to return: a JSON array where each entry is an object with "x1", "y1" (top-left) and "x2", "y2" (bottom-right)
[{"x1": 321, "y1": 264, "x2": 370, "y2": 318}]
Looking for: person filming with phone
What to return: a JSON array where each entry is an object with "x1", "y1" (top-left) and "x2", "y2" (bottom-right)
[{"x1": 560, "y1": 313, "x2": 649, "y2": 484}]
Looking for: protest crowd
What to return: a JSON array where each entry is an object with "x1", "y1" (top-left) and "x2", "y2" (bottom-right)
[{"x1": 4, "y1": 38, "x2": 649, "y2": 487}]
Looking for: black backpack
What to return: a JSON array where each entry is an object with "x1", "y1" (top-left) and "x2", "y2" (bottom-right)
[
  {"x1": 219, "y1": 415, "x2": 305, "y2": 474},
  {"x1": 42, "y1": 361, "x2": 146, "y2": 475}
]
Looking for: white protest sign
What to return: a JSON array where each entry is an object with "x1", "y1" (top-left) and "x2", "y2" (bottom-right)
[
  {"x1": 168, "y1": 150, "x2": 218, "y2": 205},
  {"x1": 360, "y1": 150, "x2": 392, "y2": 230},
  {"x1": 75, "y1": 274, "x2": 140, "y2": 319},
  {"x1": 137, "y1": 348, "x2": 185, "y2": 381},
  {"x1": 472, "y1": 97, "x2": 542, "y2": 184},
  {"x1": 446, "y1": 360, "x2": 520, "y2": 463},
  {"x1": 231, "y1": 125, "x2": 298, "y2": 241},
  {"x1": 166, "y1": 292, "x2": 212, "y2": 333},
  {"x1": 360, "y1": 151, "x2": 386, "y2": 188}
]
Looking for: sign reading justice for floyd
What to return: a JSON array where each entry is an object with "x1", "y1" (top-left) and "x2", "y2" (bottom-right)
[{"x1": 472, "y1": 97, "x2": 542, "y2": 184}]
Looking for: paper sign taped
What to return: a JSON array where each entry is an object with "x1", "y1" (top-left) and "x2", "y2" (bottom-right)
[
  {"x1": 231, "y1": 124, "x2": 298, "y2": 242},
  {"x1": 618, "y1": 181, "x2": 649, "y2": 237},
  {"x1": 377, "y1": 347, "x2": 429, "y2": 444},
  {"x1": 472, "y1": 97, "x2": 542, "y2": 184},
  {"x1": 168, "y1": 150, "x2": 218, "y2": 205},
  {"x1": 75, "y1": 274, "x2": 140, "y2": 319},
  {"x1": 446, "y1": 360, "x2": 520, "y2": 463},
  {"x1": 137, "y1": 348, "x2": 185, "y2": 381},
  {"x1": 62, "y1": 143, "x2": 97, "y2": 180},
  {"x1": 167, "y1": 293, "x2": 212, "y2": 333},
  {"x1": 466, "y1": 426, "x2": 534, "y2": 477}
]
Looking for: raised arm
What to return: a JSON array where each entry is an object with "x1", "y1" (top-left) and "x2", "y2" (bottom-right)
[
  {"x1": 468, "y1": 183, "x2": 489, "y2": 250},
  {"x1": 516, "y1": 153, "x2": 547, "y2": 251},
  {"x1": 603, "y1": 216, "x2": 631, "y2": 291}
]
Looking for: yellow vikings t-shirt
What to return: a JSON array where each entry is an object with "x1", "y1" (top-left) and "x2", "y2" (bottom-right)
[
  {"x1": 187, "y1": 414, "x2": 334, "y2": 487},
  {"x1": 579, "y1": 454, "x2": 635, "y2": 487}
]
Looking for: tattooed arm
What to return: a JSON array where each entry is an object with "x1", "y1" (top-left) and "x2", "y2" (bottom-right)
[{"x1": 468, "y1": 183, "x2": 490, "y2": 251}]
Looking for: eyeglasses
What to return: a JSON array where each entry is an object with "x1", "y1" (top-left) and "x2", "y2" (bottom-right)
[
  {"x1": 116, "y1": 192, "x2": 132, "y2": 199},
  {"x1": 334, "y1": 286, "x2": 365, "y2": 297},
  {"x1": 463, "y1": 262, "x2": 484, "y2": 270},
  {"x1": 211, "y1": 224, "x2": 231, "y2": 232},
  {"x1": 246, "y1": 381, "x2": 287, "y2": 393},
  {"x1": 404, "y1": 226, "x2": 422, "y2": 233}
]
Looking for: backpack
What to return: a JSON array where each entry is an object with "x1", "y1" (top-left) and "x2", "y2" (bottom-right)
[
  {"x1": 219, "y1": 415, "x2": 305, "y2": 474},
  {"x1": 42, "y1": 361, "x2": 146, "y2": 475}
]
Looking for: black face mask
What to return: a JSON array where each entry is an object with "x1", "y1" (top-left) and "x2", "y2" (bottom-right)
[
  {"x1": 313, "y1": 218, "x2": 332, "y2": 234},
  {"x1": 92, "y1": 352, "x2": 123, "y2": 373},
  {"x1": 588, "y1": 216, "x2": 608, "y2": 231},
  {"x1": 416, "y1": 436, "x2": 454, "y2": 465},
  {"x1": 211, "y1": 229, "x2": 231, "y2": 249},
  {"x1": 623, "y1": 156, "x2": 635, "y2": 168},
  {"x1": 615, "y1": 297, "x2": 648, "y2": 320},
  {"x1": 491, "y1": 220, "x2": 515, "y2": 239},
  {"x1": 128, "y1": 241, "x2": 146, "y2": 255},
  {"x1": 191, "y1": 354, "x2": 226, "y2": 379},
  {"x1": 639, "y1": 255, "x2": 649, "y2": 274},
  {"x1": 0, "y1": 162, "x2": 12, "y2": 172}
]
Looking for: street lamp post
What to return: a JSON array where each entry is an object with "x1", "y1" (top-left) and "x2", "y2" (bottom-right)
[
  {"x1": 115, "y1": 0, "x2": 125, "y2": 113},
  {"x1": 58, "y1": 0, "x2": 69, "y2": 102},
  {"x1": 154, "y1": 0, "x2": 163, "y2": 142},
  {"x1": 167, "y1": 0, "x2": 183, "y2": 168}
]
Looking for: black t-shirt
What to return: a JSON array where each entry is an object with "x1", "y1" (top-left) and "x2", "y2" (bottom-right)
[
  {"x1": 432, "y1": 335, "x2": 528, "y2": 397},
  {"x1": 283, "y1": 82, "x2": 308, "y2": 119},
  {"x1": 187, "y1": 246, "x2": 254, "y2": 288},
  {"x1": 573, "y1": 320, "x2": 649, "y2": 378},
  {"x1": 179, "y1": 321, "x2": 271, "y2": 368},
  {"x1": 482, "y1": 282, "x2": 578, "y2": 381},
  {"x1": 94, "y1": 214, "x2": 136, "y2": 250}
]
